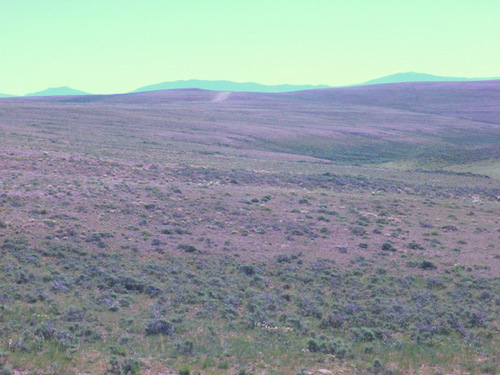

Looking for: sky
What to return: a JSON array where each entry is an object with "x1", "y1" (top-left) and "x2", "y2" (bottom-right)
[{"x1": 1, "y1": 0, "x2": 500, "y2": 95}]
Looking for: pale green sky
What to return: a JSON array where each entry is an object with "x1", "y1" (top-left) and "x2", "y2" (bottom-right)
[{"x1": 1, "y1": 0, "x2": 499, "y2": 95}]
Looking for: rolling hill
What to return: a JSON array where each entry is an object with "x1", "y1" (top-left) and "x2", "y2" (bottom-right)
[
  {"x1": 0, "y1": 77, "x2": 499, "y2": 375},
  {"x1": 3, "y1": 80, "x2": 500, "y2": 172},
  {"x1": 286, "y1": 79, "x2": 500, "y2": 125}
]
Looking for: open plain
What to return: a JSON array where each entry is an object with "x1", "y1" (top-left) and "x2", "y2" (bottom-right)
[{"x1": 0, "y1": 81, "x2": 499, "y2": 374}]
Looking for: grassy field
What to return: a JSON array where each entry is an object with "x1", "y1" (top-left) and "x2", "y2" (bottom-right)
[{"x1": 0, "y1": 82, "x2": 499, "y2": 374}]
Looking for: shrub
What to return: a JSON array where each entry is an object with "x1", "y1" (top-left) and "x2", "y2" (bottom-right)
[
  {"x1": 177, "y1": 244, "x2": 197, "y2": 253},
  {"x1": 218, "y1": 360, "x2": 231, "y2": 370},
  {"x1": 419, "y1": 221, "x2": 433, "y2": 228},
  {"x1": 307, "y1": 337, "x2": 348, "y2": 357},
  {"x1": 175, "y1": 228, "x2": 192, "y2": 235},
  {"x1": 356, "y1": 216, "x2": 371, "y2": 226},
  {"x1": 320, "y1": 227, "x2": 331, "y2": 235},
  {"x1": 0, "y1": 364, "x2": 13, "y2": 375},
  {"x1": 426, "y1": 276, "x2": 449, "y2": 289},
  {"x1": 275, "y1": 254, "x2": 292, "y2": 263},
  {"x1": 350, "y1": 226, "x2": 366, "y2": 236},
  {"x1": 323, "y1": 338, "x2": 348, "y2": 358},
  {"x1": 63, "y1": 308, "x2": 86, "y2": 322},
  {"x1": 122, "y1": 358, "x2": 141, "y2": 374},
  {"x1": 419, "y1": 260, "x2": 437, "y2": 270},
  {"x1": 145, "y1": 285, "x2": 163, "y2": 297},
  {"x1": 307, "y1": 339, "x2": 320, "y2": 352},
  {"x1": 407, "y1": 241, "x2": 425, "y2": 250},
  {"x1": 406, "y1": 260, "x2": 419, "y2": 268},
  {"x1": 373, "y1": 358, "x2": 383, "y2": 372},
  {"x1": 34, "y1": 321, "x2": 56, "y2": 339},
  {"x1": 107, "y1": 276, "x2": 145, "y2": 293},
  {"x1": 480, "y1": 363, "x2": 498, "y2": 374},
  {"x1": 106, "y1": 357, "x2": 141, "y2": 375},
  {"x1": 1, "y1": 237, "x2": 29, "y2": 252},
  {"x1": 202, "y1": 357, "x2": 217, "y2": 369},
  {"x1": 240, "y1": 265, "x2": 256, "y2": 276},
  {"x1": 109, "y1": 345, "x2": 127, "y2": 356},
  {"x1": 54, "y1": 331, "x2": 77, "y2": 350},
  {"x1": 381, "y1": 241, "x2": 396, "y2": 252},
  {"x1": 350, "y1": 327, "x2": 376, "y2": 342},
  {"x1": 145, "y1": 320, "x2": 174, "y2": 335},
  {"x1": 176, "y1": 340, "x2": 195, "y2": 355}
]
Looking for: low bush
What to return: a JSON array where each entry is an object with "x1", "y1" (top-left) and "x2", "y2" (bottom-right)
[
  {"x1": 145, "y1": 320, "x2": 174, "y2": 336},
  {"x1": 381, "y1": 241, "x2": 396, "y2": 252},
  {"x1": 419, "y1": 260, "x2": 437, "y2": 270}
]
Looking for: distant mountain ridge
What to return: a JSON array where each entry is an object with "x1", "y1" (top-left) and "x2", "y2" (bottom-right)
[
  {"x1": 132, "y1": 79, "x2": 331, "y2": 93},
  {"x1": 5, "y1": 73, "x2": 500, "y2": 98},
  {"x1": 360, "y1": 72, "x2": 499, "y2": 85},
  {"x1": 26, "y1": 86, "x2": 91, "y2": 97}
]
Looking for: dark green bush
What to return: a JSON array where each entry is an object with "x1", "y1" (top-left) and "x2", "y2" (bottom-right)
[
  {"x1": 373, "y1": 358, "x2": 383, "y2": 372},
  {"x1": 122, "y1": 358, "x2": 141, "y2": 374},
  {"x1": 176, "y1": 340, "x2": 194, "y2": 355},
  {"x1": 145, "y1": 319, "x2": 174, "y2": 335},
  {"x1": 350, "y1": 226, "x2": 366, "y2": 236},
  {"x1": 177, "y1": 244, "x2": 197, "y2": 253},
  {"x1": 407, "y1": 241, "x2": 425, "y2": 250},
  {"x1": 350, "y1": 327, "x2": 376, "y2": 342},
  {"x1": 381, "y1": 241, "x2": 396, "y2": 251},
  {"x1": 106, "y1": 357, "x2": 141, "y2": 375},
  {"x1": 240, "y1": 265, "x2": 256, "y2": 276},
  {"x1": 419, "y1": 260, "x2": 437, "y2": 270},
  {"x1": 307, "y1": 337, "x2": 348, "y2": 357},
  {"x1": 307, "y1": 339, "x2": 319, "y2": 352}
]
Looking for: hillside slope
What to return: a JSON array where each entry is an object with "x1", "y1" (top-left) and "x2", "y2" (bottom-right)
[
  {"x1": 286, "y1": 80, "x2": 500, "y2": 125},
  {"x1": 0, "y1": 79, "x2": 499, "y2": 375},
  {"x1": 3, "y1": 81, "x2": 500, "y2": 169}
]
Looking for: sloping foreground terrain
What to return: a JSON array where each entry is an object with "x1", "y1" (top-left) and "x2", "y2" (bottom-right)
[{"x1": 0, "y1": 82, "x2": 499, "y2": 374}]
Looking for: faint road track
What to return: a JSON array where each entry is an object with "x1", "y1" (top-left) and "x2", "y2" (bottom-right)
[{"x1": 211, "y1": 91, "x2": 231, "y2": 102}]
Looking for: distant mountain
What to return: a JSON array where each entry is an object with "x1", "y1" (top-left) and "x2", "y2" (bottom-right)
[
  {"x1": 0, "y1": 93, "x2": 14, "y2": 98},
  {"x1": 132, "y1": 80, "x2": 331, "y2": 93},
  {"x1": 360, "y1": 72, "x2": 499, "y2": 85},
  {"x1": 26, "y1": 86, "x2": 91, "y2": 97}
]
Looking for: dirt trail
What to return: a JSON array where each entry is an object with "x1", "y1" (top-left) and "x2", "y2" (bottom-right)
[{"x1": 211, "y1": 91, "x2": 231, "y2": 102}]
